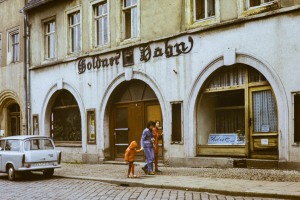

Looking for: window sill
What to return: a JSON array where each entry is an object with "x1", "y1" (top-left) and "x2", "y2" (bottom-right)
[
  {"x1": 187, "y1": 17, "x2": 218, "y2": 30},
  {"x1": 42, "y1": 58, "x2": 58, "y2": 65},
  {"x1": 91, "y1": 44, "x2": 111, "y2": 53},
  {"x1": 171, "y1": 141, "x2": 184, "y2": 145},
  {"x1": 54, "y1": 141, "x2": 82, "y2": 147},
  {"x1": 241, "y1": 1, "x2": 279, "y2": 17},
  {"x1": 120, "y1": 37, "x2": 140, "y2": 46},
  {"x1": 292, "y1": 143, "x2": 300, "y2": 147}
]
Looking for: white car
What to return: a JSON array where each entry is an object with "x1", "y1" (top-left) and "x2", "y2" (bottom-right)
[{"x1": 0, "y1": 135, "x2": 61, "y2": 181}]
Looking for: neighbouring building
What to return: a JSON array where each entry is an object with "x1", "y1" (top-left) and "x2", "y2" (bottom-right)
[
  {"x1": 16, "y1": 0, "x2": 300, "y2": 168},
  {"x1": 0, "y1": 0, "x2": 28, "y2": 138}
]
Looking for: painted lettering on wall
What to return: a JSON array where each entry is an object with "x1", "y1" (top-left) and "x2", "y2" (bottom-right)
[
  {"x1": 77, "y1": 52, "x2": 121, "y2": 74},
  {"x1": 140, "y1": 36, "x2": 194, "y2": 62}
]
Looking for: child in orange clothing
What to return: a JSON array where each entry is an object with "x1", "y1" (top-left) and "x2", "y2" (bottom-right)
[{"x1": 124, "y1": 140, "x2": 143, "y2": 178}]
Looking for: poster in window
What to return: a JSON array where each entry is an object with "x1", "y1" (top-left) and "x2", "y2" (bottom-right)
[
  {"x1": 87, "y1": 110, "x2": 96, "y2": 144},
  {"x1": 32, "y1": 115, "x2": 39, "y2": 135}
]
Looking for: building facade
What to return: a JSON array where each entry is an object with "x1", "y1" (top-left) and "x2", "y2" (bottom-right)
[
  {"x1": 0, "y1": 0, "x2": 27, "y2": 138},
  {"x1": 18, "y1": 0, "x2": 300, "y2": 168}
]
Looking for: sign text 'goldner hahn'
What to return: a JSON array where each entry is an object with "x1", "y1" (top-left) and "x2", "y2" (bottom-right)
[{"x1": 77, "y1": 52, "x2": 121, "y2": 74}]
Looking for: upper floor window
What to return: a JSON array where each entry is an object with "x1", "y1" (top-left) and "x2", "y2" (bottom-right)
[
  {"x1": 69, "y1": 11, "x2": 81, "y2": 52},
  {"x1": 45, "y1": 21, "x2": 56, "y2": 59},
  {"x1": 94, "y1": 1, "x2": 109, "y2": 46},
  {"x1": 7, "y1": 29, "x2": 20, "y2": 63},
  {"x1": 194, "y1": 0, "x2": 215, "y2": 21},
  {"x1": 248, "y1": 0, "x2": 274, "y2": 8},
  {"x1": 122, "y1": 0, "x2": 138, "y2": 39}
]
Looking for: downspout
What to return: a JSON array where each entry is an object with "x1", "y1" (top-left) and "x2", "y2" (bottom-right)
[{"x1": 22, "y1": 10, "x2": 31, "y2": 135}]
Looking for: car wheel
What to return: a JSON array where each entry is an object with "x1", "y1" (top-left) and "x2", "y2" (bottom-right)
[
  {"x1": 7, "y1": 165, "x2": 16, "y2": 181},
  {"x1": 43, "y1": 169, "x2": 54, "y2": 178}
]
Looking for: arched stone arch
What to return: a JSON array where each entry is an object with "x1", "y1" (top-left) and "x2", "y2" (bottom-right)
[
  {"x1": 186, "y1": 51, "x2": 288, "y2": 161},
  {"x1": 0, "y1": 90, "x2": 23, "y2": 135},
  {"x1": 41, "y1": 81, "x2": 86, "y2": 152},
  {"x1": 97, "y1": 70, "x2": 169, "y2": 159}
]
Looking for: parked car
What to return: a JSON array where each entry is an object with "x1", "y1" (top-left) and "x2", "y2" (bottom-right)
[{"x1": 0, "y1": 135, "x2": 61, "y2": 181}]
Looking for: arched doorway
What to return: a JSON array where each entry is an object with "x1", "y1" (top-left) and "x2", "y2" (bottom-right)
[
  {"x1": 109, "y1": 80, "x2": 163, "y2": 160},
  {"x1": 197, "y1": 64, "x2": 278, "y2": 159},
  {"x1": 0, "y1": 96, "x2": 21, "y2": 137},
  {"x1": 50, "y1": 90, "x2": 82, "y2": 142}
]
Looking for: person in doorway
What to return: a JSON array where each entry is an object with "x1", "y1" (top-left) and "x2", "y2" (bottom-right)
[
  {"x1": 124, "y1": 140, "x2": 143, "y2": 178},
  {"x1": 140, "y1": 121, "x2": 155, "y2": 175},
  {"x1": 153, "y1": 120, "x2": 163, "y2": 172}
]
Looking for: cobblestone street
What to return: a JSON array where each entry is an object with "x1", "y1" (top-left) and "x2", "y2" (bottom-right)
[{"x1": 0, "y1": 174, "x2": 277, "y2": 200}]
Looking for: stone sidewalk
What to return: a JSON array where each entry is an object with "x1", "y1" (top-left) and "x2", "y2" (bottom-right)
[{"x1": 54, "y1": 163, "x2": 300, "y2": 199}]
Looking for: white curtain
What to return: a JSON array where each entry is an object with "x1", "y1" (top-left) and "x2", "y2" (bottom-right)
[
  {"x1": 253, "y1": 90, "x2": 277, "y2": 132},
  {"x1": 207, "y1": 66, "x2": 246, "y2": 88}
]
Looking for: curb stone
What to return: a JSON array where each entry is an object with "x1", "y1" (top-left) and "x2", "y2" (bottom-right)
[{"x1": 54, "y1": 175, "x2": 298, "y2": 199}]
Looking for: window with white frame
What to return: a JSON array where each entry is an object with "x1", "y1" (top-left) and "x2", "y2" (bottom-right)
[
  {"x1": 45, "y1": 20, "x2": 56, "y2": 59},
  {"x1": 194, "y1": 0, "x2": 215, "y2": 21},
  {"x1": 94, "y1": 1, "x2": 109, "y2": 46},
  {"x1": 122, "y1": 0, "x2": 138, "y2": 39},
  {"x1": 8, "y1": 30, "x2": 20, "y2": 63},
  {"x1": 69, "y1": 11, "x2": 81, "y2": 52},
  {"x1": 248, "y1": 0, "x2": 274, "y2": 8}
]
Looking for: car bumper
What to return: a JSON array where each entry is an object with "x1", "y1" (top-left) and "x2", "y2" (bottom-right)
[{"x1": 17, "y1": 164, "x2": 61, "y2": 171}]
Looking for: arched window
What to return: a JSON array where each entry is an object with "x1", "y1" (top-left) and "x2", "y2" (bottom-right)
[{"x1": 51, "y1": 90, "x2": 81, "y2": 141}]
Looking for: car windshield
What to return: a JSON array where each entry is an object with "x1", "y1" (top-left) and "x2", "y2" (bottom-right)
[{"x1": 24, "y1": 139, "x2": 54, "y2": 151}]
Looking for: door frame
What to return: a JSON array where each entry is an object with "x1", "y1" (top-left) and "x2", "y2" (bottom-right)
[
  {"x1": 109, "y1": 100, "x2": 162, "y2": 160},
  {"x1": 248, "y1": 86, "x2": 279, "y2": 159}
]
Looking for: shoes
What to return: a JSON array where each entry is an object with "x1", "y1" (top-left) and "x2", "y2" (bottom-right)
[
  {"x1": 155, "y1": 169, "x2": 162, "y2": 172},
  {"x1": 148, "y1": 171, "x2": 155, "y2": 175},
  {"x1": 142, "y1": 167, "x2": 148, "y2": 174}
]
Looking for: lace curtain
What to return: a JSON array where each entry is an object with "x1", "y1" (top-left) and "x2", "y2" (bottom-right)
[
  {"x1": 207, "y1": 66, "x2": 246, "y2": 89},
  {"x1": 253, "y1": 90, "x2": 277, "y2": 132}
]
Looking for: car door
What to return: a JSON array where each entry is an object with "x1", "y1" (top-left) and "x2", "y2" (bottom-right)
[{"x1": 0, "y1": 140, "x2": 5, "y2": 172}]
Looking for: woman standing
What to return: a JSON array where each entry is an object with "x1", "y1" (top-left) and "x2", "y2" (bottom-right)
[{"x1": 153, "y1": 120, "x2": 163, "y2": 172}]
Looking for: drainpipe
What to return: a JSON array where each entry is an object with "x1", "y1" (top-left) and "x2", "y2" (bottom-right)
[{"x1": 22, "y1": 10, "x2": 31, "y2": 135}]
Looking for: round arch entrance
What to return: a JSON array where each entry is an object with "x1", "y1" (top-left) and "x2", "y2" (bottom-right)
[
  {"x1": 0, "y1": 92, "x2": 22, "y2": 137},
  {"x1": 196, "y1": 64, "x2": 278, "y2": 160},
  {"x1": 108, "y1": 80, "x2": 163, "y2": 160}
]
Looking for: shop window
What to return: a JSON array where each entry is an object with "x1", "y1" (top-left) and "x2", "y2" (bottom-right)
[
  {"x1": 171, "y1": 102, "x2": 182, "y2": 143},
  {"x1": 248, "y1": 0, "x2": 274, "y2": 8},
  {"x1": 294, "y1": 93, "x2": 300, "y2": 143},
  {"x1": 69, "y1": 11, "x2": 81, "y2": 52},
  {"x1": 122, "y1": 0, "x2": 138, "y2": 39},
  {"x1": 94, "y1": 1, "x2": 109, "y2": 46},
  {"x1": 51, "y1": 90, "x2": 81, "y2": 142},
  {"x1": 194, "y1": 0, "x2": 215, "y2": 21},
  {"x1": 87, "y1": 110, "x2": 96, "y2": 144},
  {"x1": 45, "y1": 20, "x2": 56, "y2": 59},
  {"x1": 7, "y1": 29, "x2": 19, "y2": 63}
]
